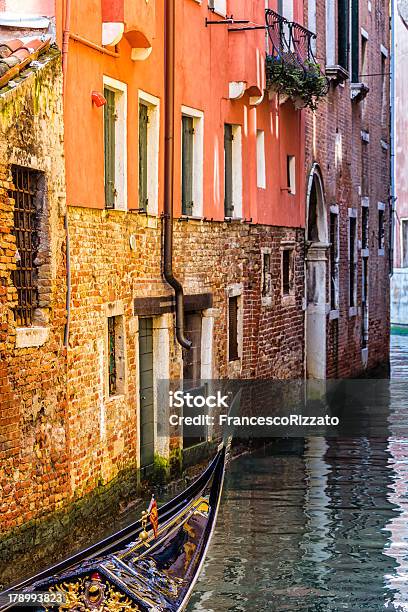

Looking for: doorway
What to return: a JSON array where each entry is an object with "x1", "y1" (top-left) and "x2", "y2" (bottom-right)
[
  {"x1": 305, "y1": 165, "x2": 328, "y2": 379},
  {"x1": 139, "y1": 317, "x2": 154, "y2": 467}
]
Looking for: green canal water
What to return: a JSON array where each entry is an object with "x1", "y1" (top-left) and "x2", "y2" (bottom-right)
[{"x1": 187, "y1": 334, "x2": 408, "y2": 612}]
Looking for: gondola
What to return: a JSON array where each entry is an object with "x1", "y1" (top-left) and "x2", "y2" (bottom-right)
[{"x1": 0, "y1": 392, "x2": 241, "y2": 612}]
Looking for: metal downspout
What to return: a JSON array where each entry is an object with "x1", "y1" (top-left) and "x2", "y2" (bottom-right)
[{"x1": 163, "y1": 0, "x2": 192, "y2": 350}]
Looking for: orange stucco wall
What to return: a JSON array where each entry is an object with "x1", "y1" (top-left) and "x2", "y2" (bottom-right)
[{"x1": 58, "y1": 0, "x2": 305, "y2": 227}]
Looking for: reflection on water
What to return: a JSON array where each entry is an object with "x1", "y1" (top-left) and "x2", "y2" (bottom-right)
[{"x1": 188, "y1": 335, "x2": 408, "y2": 612}]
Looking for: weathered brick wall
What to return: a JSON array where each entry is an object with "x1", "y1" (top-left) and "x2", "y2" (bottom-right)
[
  {"x1": 67, "y1": 208, "x2": 305, "y2": 494},
  {"x1": 304, "y1": 0, "x2": 390, "y2": 377},
  {"x1": 0, "y1": 53, "x2": 69, "y2": 537}
]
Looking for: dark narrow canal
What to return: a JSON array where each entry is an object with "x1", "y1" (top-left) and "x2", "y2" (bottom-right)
[{"x1": 188, "y1": 334, "x2": 408, "y2": 612}]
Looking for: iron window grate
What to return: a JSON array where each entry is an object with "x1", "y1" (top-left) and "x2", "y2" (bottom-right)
[{"x1": 10, "y1": 166, "x2": 40, "y2": 327}]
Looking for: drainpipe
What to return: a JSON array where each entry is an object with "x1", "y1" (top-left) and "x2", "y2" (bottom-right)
[
  {"x1": 163, "y1": 0, "x2": 192, "y2": 350},
  {"x1": 62, "y1": 0, "x2": 71, "y2": 348}
]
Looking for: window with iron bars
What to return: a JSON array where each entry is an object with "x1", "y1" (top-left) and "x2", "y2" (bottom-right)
[{"x1": 9, "y1": 166, "x2": 42, "y2": 327}]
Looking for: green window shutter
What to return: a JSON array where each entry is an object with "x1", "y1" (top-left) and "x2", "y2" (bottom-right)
[
  {"x1": 139, "y1": 103, "x2": 148, "y2": 210},
  {"x1": 182, "y1": 115, "x2": 194, "y2": 216},
  {"x1": 224, "y1": 124, "x2": 234, "y2": 217},
  {"x1": 337, "y1": 0, "x2": 349, "y2": 71},
  {"x1": 351, "y1": 0, "x2": 359, "y2": 82},
  {"x1": 104, "y1": 87, "x2": 116, "y2": 209}
]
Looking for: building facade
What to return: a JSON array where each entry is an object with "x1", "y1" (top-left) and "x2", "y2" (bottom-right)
[
  {"x1": 303, "y1": 0, "x2": 391, "y2": 377},
  {"x1": 0, "y1": 0, "x2": 391, "y2": 561},
  {"x1": 391, "y1": 0, "x2": 408, "y2": 326}
]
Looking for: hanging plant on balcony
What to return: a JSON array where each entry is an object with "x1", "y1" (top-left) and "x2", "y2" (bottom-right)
[{"x1": 266, "y1": 55, "x2": 329, "y2": 111}]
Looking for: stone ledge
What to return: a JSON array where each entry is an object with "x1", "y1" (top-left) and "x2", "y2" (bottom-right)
[{"x1": 15, "y1": 327, "x2": 49, "y2": 348}]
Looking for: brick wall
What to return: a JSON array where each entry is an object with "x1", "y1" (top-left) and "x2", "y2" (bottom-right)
[
  {"x1": 304, "y1": 0, "x2": 390, "y2": 377},
  {"x1": 66, "y1": 208, "x2": 305, "y2": 495},
  {"x1": 0, "y1": 53, "x2": 69, "y2": 537}
]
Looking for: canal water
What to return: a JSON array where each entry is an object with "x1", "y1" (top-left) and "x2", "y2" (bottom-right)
[{"x1": 188, "y1": 333, "x2": 408, "y2": 612}]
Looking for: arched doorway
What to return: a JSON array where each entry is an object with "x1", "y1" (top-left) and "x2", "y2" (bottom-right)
[{"x1": 305, "y1": 165, "x2": 328, "y2": 379}]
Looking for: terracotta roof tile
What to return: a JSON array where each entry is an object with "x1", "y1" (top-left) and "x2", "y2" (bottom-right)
[{"x1": 0, "y1": 36, "x2": 51, "y2": 89}]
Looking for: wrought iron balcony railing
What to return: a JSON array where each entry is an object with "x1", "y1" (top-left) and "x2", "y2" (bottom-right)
[{"x1": 265, "y1": 8, "x2": 329, "y2": 110}]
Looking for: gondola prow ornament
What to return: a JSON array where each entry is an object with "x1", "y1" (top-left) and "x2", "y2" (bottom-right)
[
  {"x1": 148, "y1": 494, "x2": 159, "y2": 538},
  {"x1": 138, "y1": 509, "x2": 150, "y2": 546}
]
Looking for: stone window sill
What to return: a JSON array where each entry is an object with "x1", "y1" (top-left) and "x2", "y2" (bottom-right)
[
  {"x1": 349, "y1": 306, "x2": 357, "y2": 318},
  {"x1": 351, "y1": 82, "x2": 369, "y2": 102},
  {"x1": 106, "y1": 393, "x2": 125, "y2": 403},
  {"x1": 329, "y1": 309, "x2": 339, "y2": 320},
  {"x1": 282, "y1": 294, "x2": 296, "y2": 306},
  {"x1": 361, "y1": 248, "x2": 369, "y2": 258},
  {"x1": 261, "y1": 296, "x2": 273, "y2": 308},
  {"x1": 326, "y1": 64, "x2": 349, "y2": 83},
  {"x1": 15, "y1": 326, "x2": 49, "y2": 348},
  {"x1": 378, "y1": 248, "x2": 385, "y2": 257}
]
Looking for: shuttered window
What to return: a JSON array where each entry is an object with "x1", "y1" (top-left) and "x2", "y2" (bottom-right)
[
  {"x1": 224, "y1": 124, "x2": 234, "y2": 217},
  {"x1": 228, "y1": 296, "x2": 239, "y2": 361},
  {"x1": 351, "y1": 0, "x2": 359, "y2": 82},
  {"x1": 337, "y1": 0, "x2": 349, "y2": 70},
  {"x1": 282, "y1": 250, "x2": 291, "y2": 295},
  {"x1": 182, "y1": 115, "x2": 194, "y2": 216},
  {"x1": 108, "y1": 316, "x2": 117, "y2": 395},
  {"x1": 104, "y1": 87, "x2": 116, "y2": 209},
  {"x1": 349, "y1": 216, "x2": 357, "y2": 307},
  {"x1": 139, "y1": 103, "x2": 148, "y2": 210}
]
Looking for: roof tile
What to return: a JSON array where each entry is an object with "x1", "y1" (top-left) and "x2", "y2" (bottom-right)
[{"x1": 0, "y1": 35, "x2": 51, "y2": 90}]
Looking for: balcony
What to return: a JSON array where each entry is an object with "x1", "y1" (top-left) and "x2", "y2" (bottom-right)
[{"x1": 265, "y1": 9, "x2": 329, "y2": 111}]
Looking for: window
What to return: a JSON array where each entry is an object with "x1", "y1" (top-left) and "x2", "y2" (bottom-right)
[
  {"x1": 228, "y1": 296, "x2": 239, "y2": 361},
  {"x1": 361, "y1": 256, "x2": 369, "y2": 349},
  {"x1": 287, "y1": 155, "x2": 296, "y2": 195},
  {"x1": 351, "y1": 0, "x2": 359, "y2": 82},
  {"x1": 182, "y1": 115, "x2": 194, "y2": 216},
  {"x1": 282, "y1": 248, "x2": 294, "y2": 296},
  {"x1": 381, "y1": 49, "x2": 387, "y2": 125},
  {"x1": 349, "y1": 213, "x2": 357, "y2": 308},
  {"x1": 183, "y1": 312, "x2": 206, "y2": 447},
  {"x1": 138, "y1": 92, "x2": 160, "y2": 214},
  {"x1": 362, "y1": 205, "x2": 369, "y2": 250},
  {"x1": 330, "y1": 210, "x2": 339, "y2": 310},
  {"x1": 107, "y1": 315, "x2": 125, "y2": 396},
  {"x1": 10, "y1": 166, "x2": 42, "y2": 327},
  {"x1": 256, "y1": 130, "x2": 266, "y2": 189},
  {"x1": 337, "y1": 0, "x2": 349, "y2": 70},
  {"x1": 278, "y1": 0, "x2": 293, "y2": 21},
  {"x1": 183, "y1": 312, "x2": 202, "y2": 383},
  {"x1": 224, "y1": 123, "x2": 242, "y2": 218},
  {"x1": 402, "y1": 219, "x2": 408, "y2": 268},
  {"x1": 181, "y1": 106, "x2": 204, "y2": 217},
  {"x1": 103, "y1": 77, "x2": 127, "y2": 210},
  {"x1": 262, "y1": 251, "x2": 272, "y2": 298},
  {"x1": 208, "y1": 0, "x2": 226, "y2": 16},
  {"x1": 139, "y1": 103, "x2": 148, "y2": 211},
  {"x1": 378, "y1": 203, "x2": 385, "y2": 253},
  {"x1": 361, "y1": 141, "x2": 369, "y2": 196},
  {"x1": 361, "y1": 33, "x2": 368, "y2": 79}
]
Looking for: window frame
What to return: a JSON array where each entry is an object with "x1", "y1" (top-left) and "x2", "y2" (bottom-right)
[
  {"x1": 256, "y1": 130, "x2": 266, "y2": 189},
  {"x1": 103, "y1": 76, "x2": 127, "y2": 211},
  {"x1": 329, "y1": 205, "x2": 340, "y2": 312},
  {"x1": 224, "y1": 123, "x2": 243, "y2": 219},
  {"x1": 138, "y1": 90, "x2": 160, "y2": 215},
  {"x1": 106, "y1": 309, "x2": 126, "y2": 398},
  {"x1": 181, "y1": 105, "x2": 204, "y2": 217},
  {"x1": 378, "y1": 201, "x2": 385, "y2": 256},
  {"x1": 348, "y1": 208, "x2": 358, "y2": 314},
  {"x1": 400, "y1": 218, "x2": 408, "y2": 268}
]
